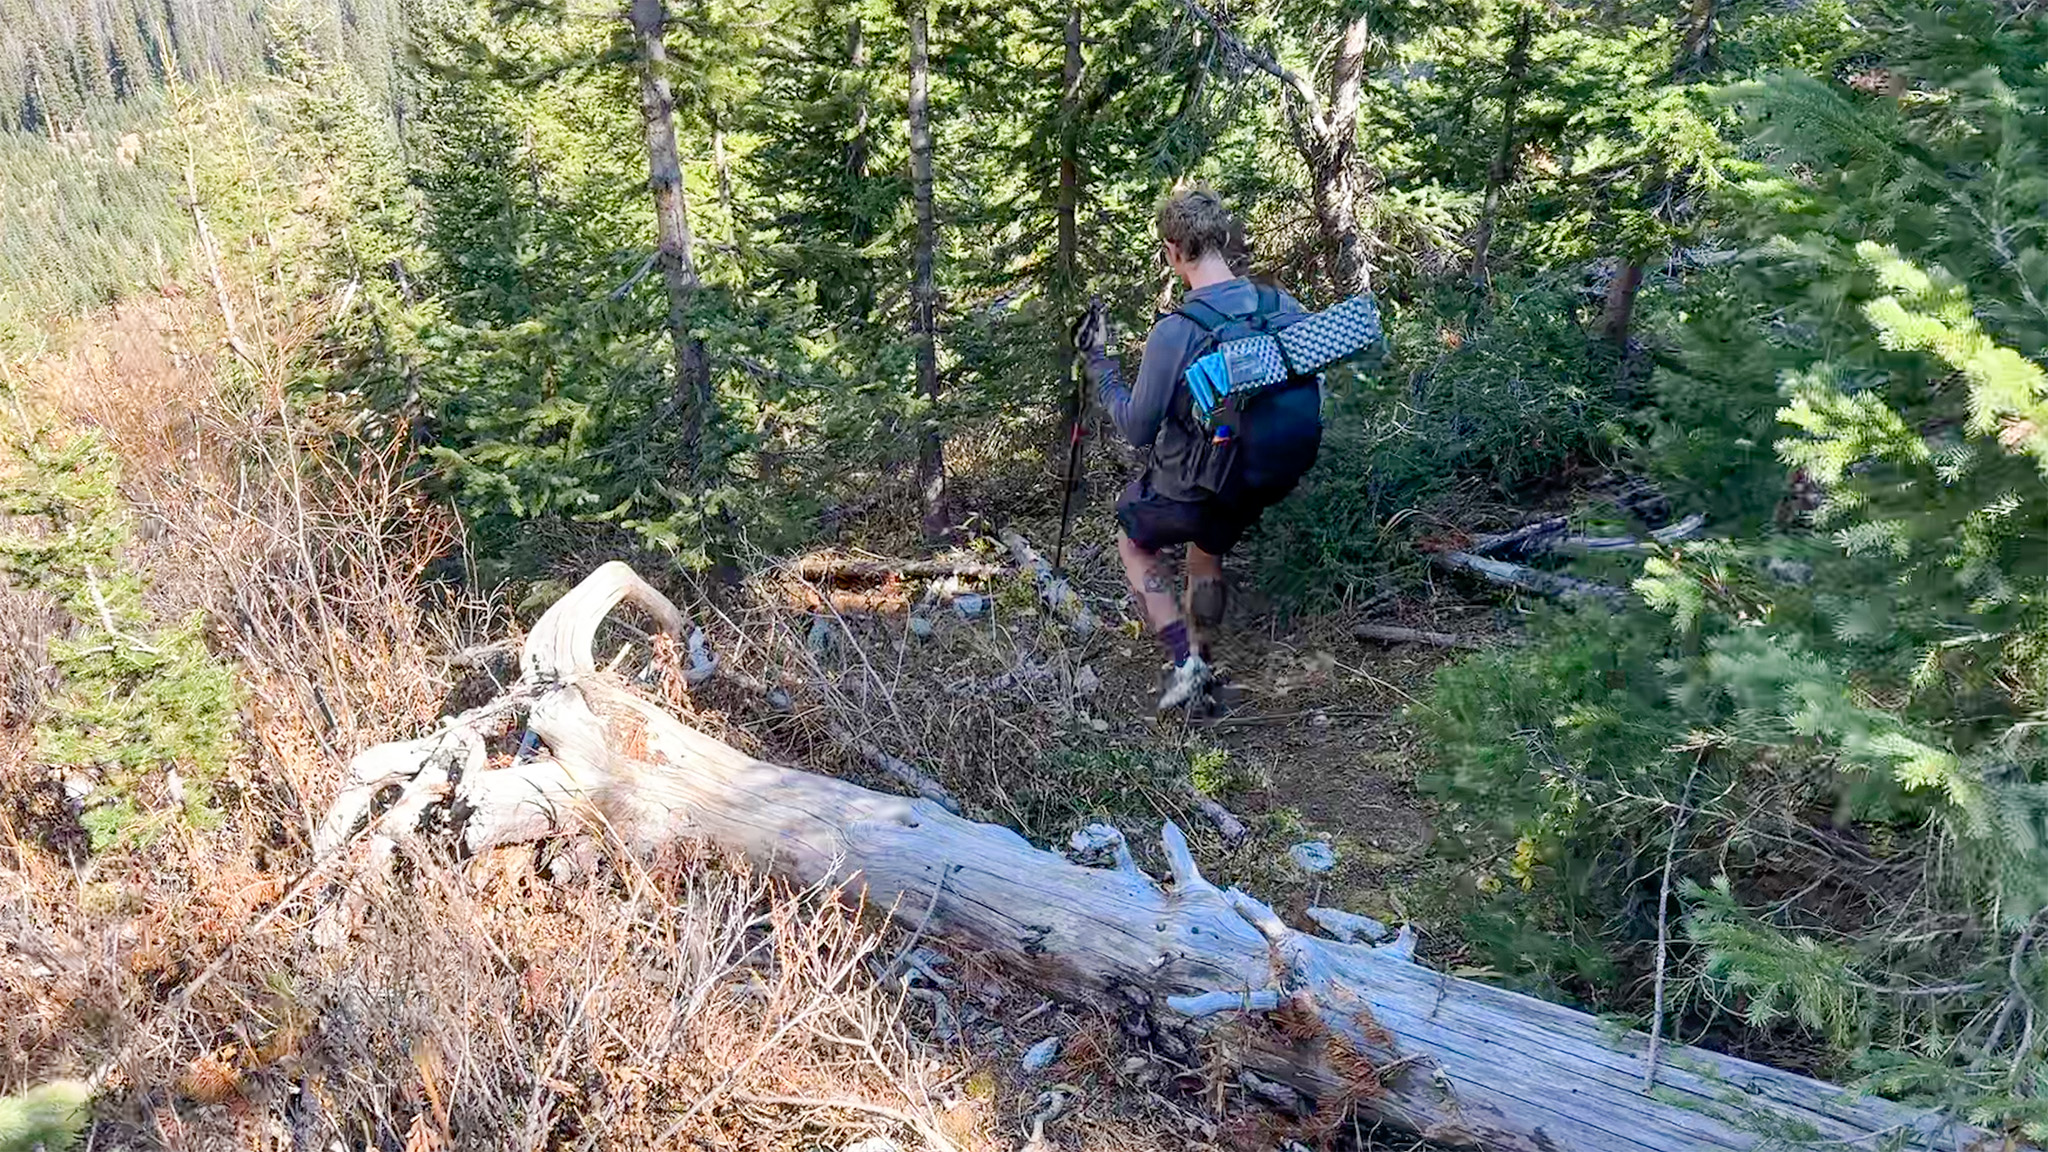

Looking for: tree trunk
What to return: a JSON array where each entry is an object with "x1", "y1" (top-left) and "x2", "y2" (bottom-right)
[
  {"x1": 628, "y1": 0, "x2": 712, "y2": 480},
  {"x1": 1311, "y1": 16, "x2": 1372, "y2": 298},
  {"x1": 1469, "y1": 12, "x2": 1532, "y2": 284},
  {"x1": 1600, "y1": 261, "x2": 1644, "y2": 347},
  {"x1": 847, "y1": 16, "x2": 870, "y2": 182},
  {"x1": 710, "y1": 107, "x2": 735, "y2": 246},
  {"x1": 318, "y1": 561, "x2": 1997, "y2": 1152},
  {"x1": 908, "y1": 0, "x2": 945, "y2": 539},
  {"x1": 1677, "y1": 0, "x2": 1717, "y2": 76}
]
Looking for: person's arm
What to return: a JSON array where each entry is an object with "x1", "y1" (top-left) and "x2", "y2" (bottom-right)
[{"x1": 1086, "y1": 318, "x2": 1190, "y2": 449}]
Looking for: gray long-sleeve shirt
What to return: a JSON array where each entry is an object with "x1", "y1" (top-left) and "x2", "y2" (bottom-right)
[{"x1": 1086, "y1": 278, "x2": 1307, "y2": 499}]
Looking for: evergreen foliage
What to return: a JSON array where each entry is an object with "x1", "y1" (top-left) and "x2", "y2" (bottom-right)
[
  {"x1": 1423, "y1": 2, "x2": 2048, "y2": 1129},
  {"x1": 0, "y1": 432, "x2": 243, "y2": 850}
]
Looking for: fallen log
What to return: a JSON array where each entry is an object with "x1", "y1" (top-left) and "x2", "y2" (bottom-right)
[
  {"x1": 1549, "y1": 513, "x2": 1709, "y2": 557},
  {"x1": 1435, "y1": 550, "x2": 1630, "y2": 609},
  {"x1": 789, "y1": 555, "x2": 1009, "y2": 584},
  {"x1": 319, "y1": 562, "x2": 1998, "y2": 1152},
  {"x1": 1471, "y1": 516, "x2": 1569, "y2": 557},
  {"x1": 1472, "y1": 513, "x2": 1706, "y2": 559},
  {"x1": 1353, "y1": 623, "x2": 1490, "y2": 650},
  {"x1": 1000, "y1": 529, "x2": 1096, "y2": 634}
]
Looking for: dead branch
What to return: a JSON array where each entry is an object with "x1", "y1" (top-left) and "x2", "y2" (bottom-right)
[
  {"x1": 1352, "y1": 623, "x2": 1490, "y2": 650},
  {"x1": 1434, "y1": 551, "x2": 1630, "y2": 608},
  {"x1": 790, "y1": 555, "x2": 1010, "y2": 584},
  {"x1": 1001, "y1": 529, "x2": 1096, "y2": 633}
]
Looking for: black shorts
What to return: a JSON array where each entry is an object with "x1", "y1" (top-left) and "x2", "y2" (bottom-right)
[{"x1": 1115, "y1": 474, "x2": 1286, "y2": 555}]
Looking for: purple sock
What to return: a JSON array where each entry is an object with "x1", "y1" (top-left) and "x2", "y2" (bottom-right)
[{"x1": 1159, "y1": 621, "x2": 1191, "y2": 664}]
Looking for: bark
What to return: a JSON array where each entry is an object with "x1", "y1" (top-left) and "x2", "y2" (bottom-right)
[
  {"x1": 711, "y1": 107, "x2": 735, "y2": 246},
  {"x1": 1677, "y1": 0, "x2": 1717, "y2": 77},
  {"x1": 908, "y1": 0, "x2": 945, "y2": 539},
  {"x1": 788, "y1": 556, "x2": 1009, "y2": 583},
  {"x1": 1469, "y1": 12, "x2": 1533, "y2": 284},
  {"x1": 1177, "y1": 0, "x2": 1372, "y2": 297},
  {"x1": 1434, "y1": 550, "x2": 1630, "y2": 608},
  {"x1": 1288, "y1": 14, "x2": 1371, "y2": 298},
  {"x1": 1001, "y1": 529, "x2": 1096, "y2": 633},
  {"x1": 628, "y1": 0, "x2": 712, "y2": 478},
  {"x1": 846, "y1": 17, "x2": 870, "y2": 181},
  {"x1": 1599, "y1": 261, "x2": 1644, "y2": 348},
  {"x1": 1353, "y1": 623, "x2": 1489, "y2": 650},
  {"x1": 318, "y1": 562, "x2": 1997, "y2": 1152}
]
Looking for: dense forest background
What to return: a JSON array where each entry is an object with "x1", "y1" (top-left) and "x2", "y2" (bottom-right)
[{"x1": 4, "y1": 0, "x2": 2048, "y2": 1142}]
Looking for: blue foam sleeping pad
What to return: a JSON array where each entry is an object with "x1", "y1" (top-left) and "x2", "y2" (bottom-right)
[{"x1": 1184, "y1": 294, "x2": 1385, "y2": 427}]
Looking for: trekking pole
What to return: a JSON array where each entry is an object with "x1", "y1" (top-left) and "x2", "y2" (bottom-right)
[{"x1": 1052, "y1": 295, "x2": 1100, "y2": 575}]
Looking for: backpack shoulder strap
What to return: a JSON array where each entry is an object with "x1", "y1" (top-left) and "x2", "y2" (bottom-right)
[
  {"x1": 1252, "y1": 282, "x2": 1283, "y2": 319},
  {"x1": 1172, "y1": 296, "x2": 1234, "y2": 335}
]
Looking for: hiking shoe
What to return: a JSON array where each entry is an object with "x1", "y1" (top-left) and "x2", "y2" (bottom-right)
[
  {"x1": 1188, "y1": 577, "x2": 1227, "y2": 630},
  {"x1": 1157, "y1": 654, "x2": 1212, "y2": 712}
]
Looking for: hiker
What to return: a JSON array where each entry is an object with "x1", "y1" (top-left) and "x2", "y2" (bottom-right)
[{"x1": 1076, "y1": 187, "x2": 1324, "y2": 710}]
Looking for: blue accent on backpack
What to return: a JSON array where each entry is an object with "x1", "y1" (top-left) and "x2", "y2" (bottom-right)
[{"x1": 1181, "y1": 293, "x2": 1384, "y2": 431}]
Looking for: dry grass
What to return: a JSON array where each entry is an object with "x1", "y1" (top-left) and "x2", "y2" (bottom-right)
[{"x1": 0, "y1": 283, "x2": 1274, "y2": 1150}]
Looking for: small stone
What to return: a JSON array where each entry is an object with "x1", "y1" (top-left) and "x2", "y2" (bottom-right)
[
  {"x1": 1305, "y1": 906, "x2": 1390, "y2": 943},
  {"x1": 954, "y1": 593, "x2": 989, "y2": 619},
  {"x1": 1069, "y1": 824, "x2": 1126, "y2": 856},
  {"x1": 1289, "y1": 840, "x2": 1337, "y2": 873},
  {"x1": 908, "y1": 616, "x2": 935, "y2": 639},
  {"x1": 1764, "y1": 557, "x2": 1815, "y2": 585},
  {"x1": 1309, "y1": 710, "x2": 1331, "y2": 727},
  {"x1": 1021, "y1": 1035, "x2": 1062, "y2": 1072},
  {"x1": 1075, "y1": 665, "x2": 1101, "y2": 695},
  {"x1": 1089, "y1": 718, "x2": 1109, "y2": 732}
]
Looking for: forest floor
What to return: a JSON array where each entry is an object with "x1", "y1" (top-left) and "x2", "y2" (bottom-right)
[
  {"x1": 0, "y1": 295, "x2": 1506, "y2": 1150},
  {"x1": 808, "y1": 429, "x2": 1513, "y2": 973}
]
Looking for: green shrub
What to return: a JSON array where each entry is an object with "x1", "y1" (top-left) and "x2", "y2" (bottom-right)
[
  {"x1": 0, "y1": 432, "x2": 243, "y2": 850},
  {"x1": 1417, "y1": 13, "x2": 2048, "y2": 1126},
  {"x1": 1249, "y1": 283, "x2": 1628, "y2": 609}
]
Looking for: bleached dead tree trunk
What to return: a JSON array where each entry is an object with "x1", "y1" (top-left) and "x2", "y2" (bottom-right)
[{"x1": 317, "y1": 563, "x2": 1998, "y2": 1152}]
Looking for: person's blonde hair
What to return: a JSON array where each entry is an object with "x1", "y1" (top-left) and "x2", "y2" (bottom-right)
[{"x1": 1155, "y1": 186, "x2": 1245, "y2": 265}]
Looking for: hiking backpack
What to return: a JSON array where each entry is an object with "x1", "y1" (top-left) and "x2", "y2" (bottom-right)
[{"x1": 1167, "y1": 283, "x2": 1328, "y2": 498}]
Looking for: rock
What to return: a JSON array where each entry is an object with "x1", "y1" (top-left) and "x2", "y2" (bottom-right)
[
  {"x1": 1068, "y1": 824, "x2": 1126, "y2": 856},
  {"x1": 1305, "y1": 906, "x2": 1390, "y2": 943},
  {"x1": 954, "y1": 593, "x2": 988, "y2": 619},
  {"x1": 1764, "y1": 556, "x2": 1815, "y2": 585},
  {"x1": 1309, "y1": 710, "x2": 1331, "y2": 727},
  {"x1": 908, "y1": 616, "x2": 935, "y2": 639},
  {"x1": 1288, "y1": 840, "x2": 1337, "y2": 873},
  {"x1": 1074, "y1": 665, "x2": 1101, "y2": 695},
  {"x1": 1088, "y1": 717, "x2": 1109, "y2": 733},
  {"x1": 1021, "y1": 1035, "x2": 1061, "y2": 1072}
]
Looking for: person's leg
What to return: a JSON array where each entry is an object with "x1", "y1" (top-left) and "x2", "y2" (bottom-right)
[
  {"x1": 1184, "y1": 543, "x2": 1227, "y2": 656},
  {"x1": 1118, "y1": 530, "x2": 1188, "y2": 662},
  {"x1": 1116, "y1": 478, "x2": 1211, "y2": 709}
]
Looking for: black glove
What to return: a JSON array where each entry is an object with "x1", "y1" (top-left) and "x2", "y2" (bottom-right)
[{"x1": 1071, "y1": 295, "x2": 1107, "y2": 359}]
